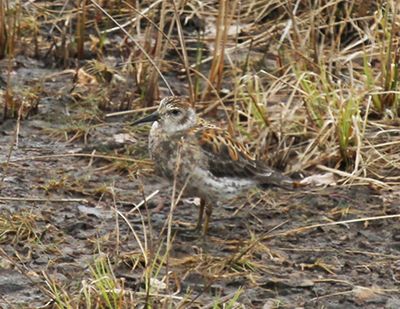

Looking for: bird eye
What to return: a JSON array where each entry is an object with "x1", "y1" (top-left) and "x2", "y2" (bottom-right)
[{"x1": 170, "y1": 109, "x2": 181, "y2": 116}]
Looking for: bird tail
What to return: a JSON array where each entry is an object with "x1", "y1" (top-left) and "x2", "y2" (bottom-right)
[{"x1": 256, "y1": 166, "x2": 299, "y2": 190}]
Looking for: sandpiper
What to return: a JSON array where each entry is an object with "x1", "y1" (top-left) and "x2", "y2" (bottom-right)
[{"x1": 132, "y1": 96, "x2": 294, "y2": 235}]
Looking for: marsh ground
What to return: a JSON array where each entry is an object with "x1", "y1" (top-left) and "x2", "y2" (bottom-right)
[
  {"x1": 1, "y1": 1, "x2": 400, "y2": 308},
  {"x1": 0, "y1": 62, "x2": 399, "y2": 308}
]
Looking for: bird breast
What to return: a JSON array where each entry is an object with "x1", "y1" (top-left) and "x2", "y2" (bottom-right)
[{"x1": 149, "y1": 122, "x2": 195, "y2": 181}]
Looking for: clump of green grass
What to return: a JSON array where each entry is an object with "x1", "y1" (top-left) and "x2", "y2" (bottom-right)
[
  {"x1": 43, "y1": 254, "x2": 136, "y2": 308},
  {"x1": 364, "y1": 4, "x2": 400, "y2": 117},
  {"x1": 87, "y1": 255, "x2": 128, "y2": 308}
]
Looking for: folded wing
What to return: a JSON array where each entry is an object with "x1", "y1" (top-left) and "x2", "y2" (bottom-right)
[{"x1": 195, "y1": 126, "x2": 293, "y2": 188}]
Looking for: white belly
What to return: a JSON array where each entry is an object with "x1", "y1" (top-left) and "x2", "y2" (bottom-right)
[{"x1": 191, "y1": 167, "x2": 255, "y2": 201}]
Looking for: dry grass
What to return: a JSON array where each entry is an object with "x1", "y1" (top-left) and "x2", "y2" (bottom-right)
[{"x1": 0, "y1": 0, "x2": 400, "y2": 307}]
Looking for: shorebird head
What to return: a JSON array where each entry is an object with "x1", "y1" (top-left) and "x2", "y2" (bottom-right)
[{"x1": 132, "y1": 96, "x2": 196, "y2": 134}]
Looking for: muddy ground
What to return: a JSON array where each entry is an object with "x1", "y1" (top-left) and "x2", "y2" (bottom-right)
[{"x1": 0, "y1": 61, "x2": 400, "y2": 308}]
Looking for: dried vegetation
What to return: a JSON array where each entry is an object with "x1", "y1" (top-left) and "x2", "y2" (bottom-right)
[{"x1": 0, "y1": 0, "x2": 400, "y2": 308}]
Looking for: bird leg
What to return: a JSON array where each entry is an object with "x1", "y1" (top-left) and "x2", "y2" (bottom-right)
[
  {"x1": 203, "y1": 202, "x2": 213, "y2": 236},
  {"x1": 195, "y1": 198, "x2": 205, "y2": 232}
]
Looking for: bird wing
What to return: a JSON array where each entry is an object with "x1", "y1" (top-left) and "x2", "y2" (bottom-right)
[{"x1": 193, "y1": 123, "x2": 293, "y2": 188}]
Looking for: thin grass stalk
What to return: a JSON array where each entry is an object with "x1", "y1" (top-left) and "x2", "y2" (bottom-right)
[
  {"x1": 215, "y1": 0, "x2": 230, "y2": 91},
  {"x1": 2, "y1": 0, "x2": 18, "y2": 120},
  {"x1": 77, "y1": 0, "x2": 87, "y2": 60},
  {"x1": 143, "y1": 1, "x2": 166, "y2": 106},
  {"x1": 30, "y1": 16, "x2": 39, "y2": 57},
  {"x1": 379, "y1": 3, "x2": 397, "y2": 112},
  {"x1": 194, "y1": 31, "x2": 204, "y2": 101},
  {"x1": 172, "y1": 1, "x2": 195, "y2": 104},
  {"x1": 166, "y1": 144, "x2": 184, "y2": 268},
  {"x1": 7, "y1": 0, "x2": 18, "y2": 57},
  {"x1": 383, "y1": 4, "x2": 395, "y2": 98},
  {"x1": 61, "y1": 15, "x2": 71, "y2": 68},
  {"x1": 203, "y1": 0, "x2": 238, "y2": 98},
  {"x1": 0, "y1": 0, "x2": 6, "y2": 59},
  {"x1": 285, "y1": 0, "x2": 301, "y2": 50}
]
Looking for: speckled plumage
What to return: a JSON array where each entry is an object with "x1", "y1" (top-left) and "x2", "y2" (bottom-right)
[{"x1": 133, "y1": 96, "x2": 293, "y2": 234}]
